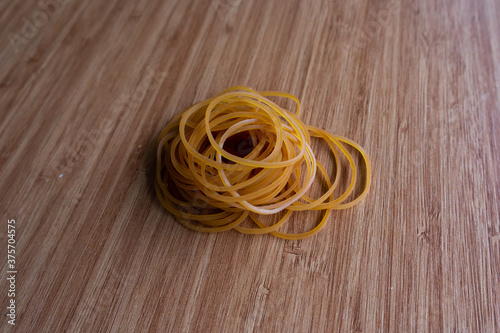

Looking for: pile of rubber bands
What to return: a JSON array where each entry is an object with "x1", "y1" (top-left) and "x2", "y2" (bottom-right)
[{"x1": 155, "y1": 86, "x2": 371, "y2": 240}]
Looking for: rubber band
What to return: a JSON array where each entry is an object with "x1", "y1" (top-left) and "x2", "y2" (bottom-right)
[{"x1": 155, "y1": 86, "x2": 371, "y2": 240}]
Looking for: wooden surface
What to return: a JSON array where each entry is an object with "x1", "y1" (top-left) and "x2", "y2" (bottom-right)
[{"x1": 1, "y1": 0, "x2": 499, "y2": 331}]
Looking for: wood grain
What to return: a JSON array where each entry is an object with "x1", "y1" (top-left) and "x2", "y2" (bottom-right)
[{"x1": 1, "y1": 0, "x2": 499, "y2": 331}]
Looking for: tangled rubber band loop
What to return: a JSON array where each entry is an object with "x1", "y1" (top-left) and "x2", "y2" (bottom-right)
[{"x1": 155, "y1": 86, "x2": 371, "y2": 240}]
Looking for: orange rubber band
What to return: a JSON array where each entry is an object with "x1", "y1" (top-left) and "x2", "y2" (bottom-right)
[{"x1": 155, "y1": 86, "x2": 371, "y2": 240}]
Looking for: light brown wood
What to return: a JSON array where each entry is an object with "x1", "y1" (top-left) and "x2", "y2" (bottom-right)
[{"x1": 1, "y1": 0, "x2": 499, "y2": 331}]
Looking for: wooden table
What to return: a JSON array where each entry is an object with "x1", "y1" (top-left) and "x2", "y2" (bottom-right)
[{"x1": 1, "y1": 0, "x2": 499, "y2": 331}]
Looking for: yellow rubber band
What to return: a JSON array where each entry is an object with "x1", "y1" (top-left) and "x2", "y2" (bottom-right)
[{"x1": 155, "y1": 87, "x2": 371, "y2": 239}]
